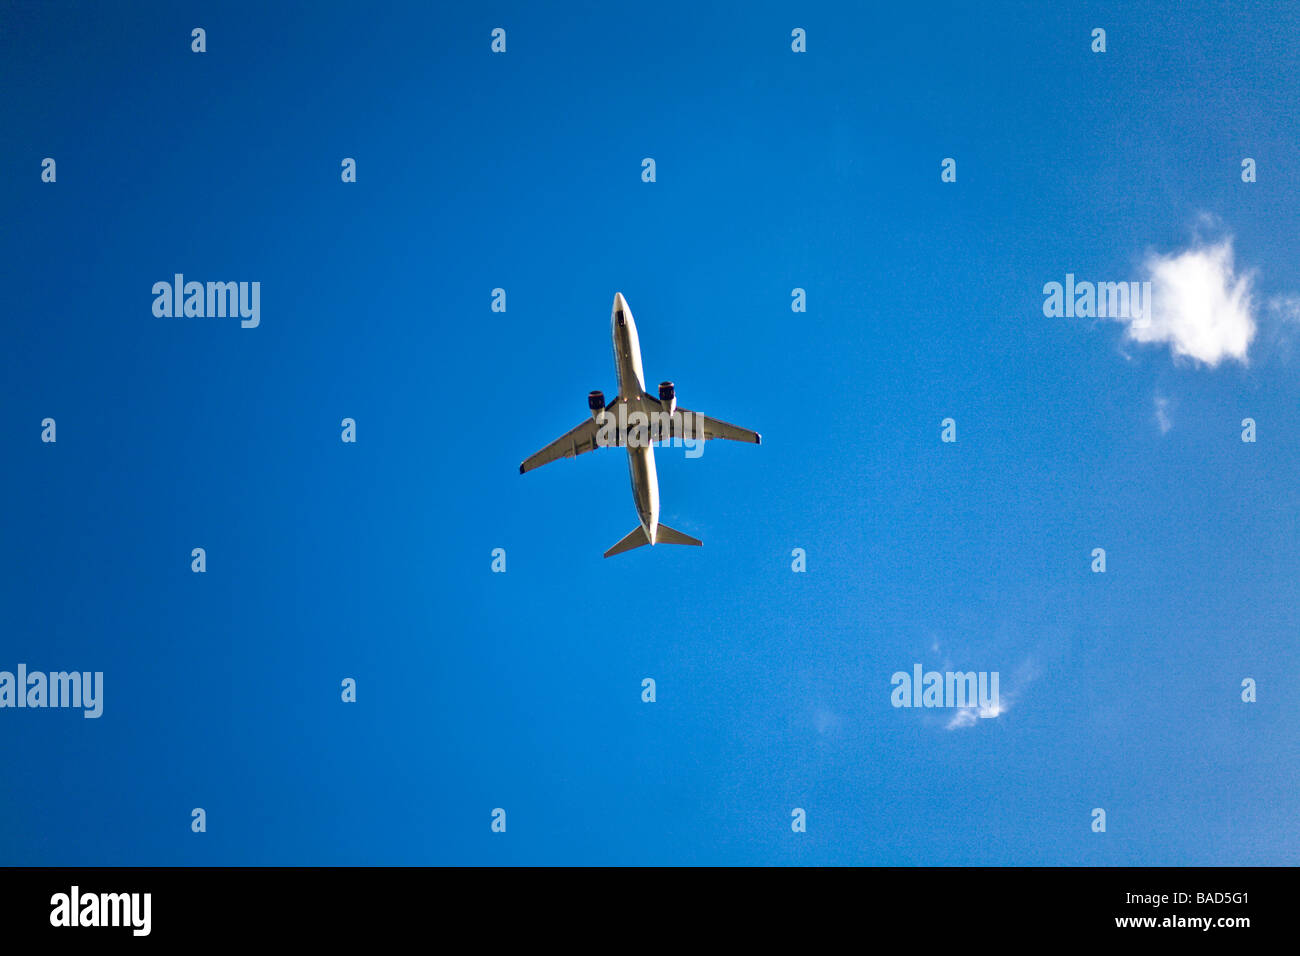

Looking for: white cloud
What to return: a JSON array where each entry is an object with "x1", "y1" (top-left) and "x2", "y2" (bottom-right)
[
  {"x1": 1123, "y1": 238, "x2": 1256, "y2": 366},
  {"x1": 940, "y1": 656, "x2": 1037, "y2": 731},
  {"x1": 945, "y1": 697, "x2": 1008, "y2": 730},
  {"x1": 946, "y1": 709, "x2": 978, "y2": 730}
]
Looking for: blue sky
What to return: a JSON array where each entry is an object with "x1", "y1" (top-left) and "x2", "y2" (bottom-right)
[{"x1": 2, "y1": 0, "x2": 1298, "y2": 865}]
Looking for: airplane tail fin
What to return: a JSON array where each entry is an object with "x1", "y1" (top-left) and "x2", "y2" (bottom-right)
[{"x1": 603, "y1": 523, "x2": 702, "y2": 558}]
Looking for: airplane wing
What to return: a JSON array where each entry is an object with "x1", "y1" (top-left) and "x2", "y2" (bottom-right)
[
  {"x1": 659, "y1": 405, "x2": 761, "y2": 445},
  {"x1": 519, "y1": 418, "x2": 603, "y2": 474}
]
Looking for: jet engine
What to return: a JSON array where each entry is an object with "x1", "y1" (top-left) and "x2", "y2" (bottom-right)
[
  {"x1": 588, "y1": 390, "x2": 607, "y2": 423},
  {"x1": 658, "y1": 381, "x2": 676, "y2": 416}
]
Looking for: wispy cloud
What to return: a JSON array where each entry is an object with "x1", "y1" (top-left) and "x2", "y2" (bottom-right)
[
  {"x1": 1154, "y1": 393, "x2": 1172, "y2": 434},
  {"x1": 1268, "y1": 295, "x2": 1300, "y2": 325},
  {"x1": 945, "y1": 697, "x2": 1009, "y2": 730},
  {"x1": 812, "y1": 706, "x2": 842, "y2": 736},
  {"x1": 941, "y1": 655, "x2": 1037, "y2": 731}
]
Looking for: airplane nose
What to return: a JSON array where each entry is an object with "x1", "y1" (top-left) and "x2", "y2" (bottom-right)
[{"x1": 613, "y1": 292, "x2": 627, "y2": 327}]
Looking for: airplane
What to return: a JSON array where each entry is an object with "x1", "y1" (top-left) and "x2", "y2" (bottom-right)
[{"x1": 520, "y1": 292, "x2": 761, "y2": 557}]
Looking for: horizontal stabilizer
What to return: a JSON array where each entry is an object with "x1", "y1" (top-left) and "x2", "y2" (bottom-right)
[
  {"x1": 603, "y1": 522, "x2": 702, "y2": 558},
  {"x1": 654, "y1": 523, "x2": 702, "y2": 547},
  {"x1": 604, "y1": 526, "x2": 649, "y2": 558}
]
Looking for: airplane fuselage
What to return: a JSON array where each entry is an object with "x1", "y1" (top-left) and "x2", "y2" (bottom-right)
[{"x1": 610, "y1": 293, "x2": 660, "y2": 544}]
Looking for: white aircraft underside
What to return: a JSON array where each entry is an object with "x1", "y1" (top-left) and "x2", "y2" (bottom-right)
[{"x1": 520, "y1": 292, "x2": 761, "y2": 557}]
